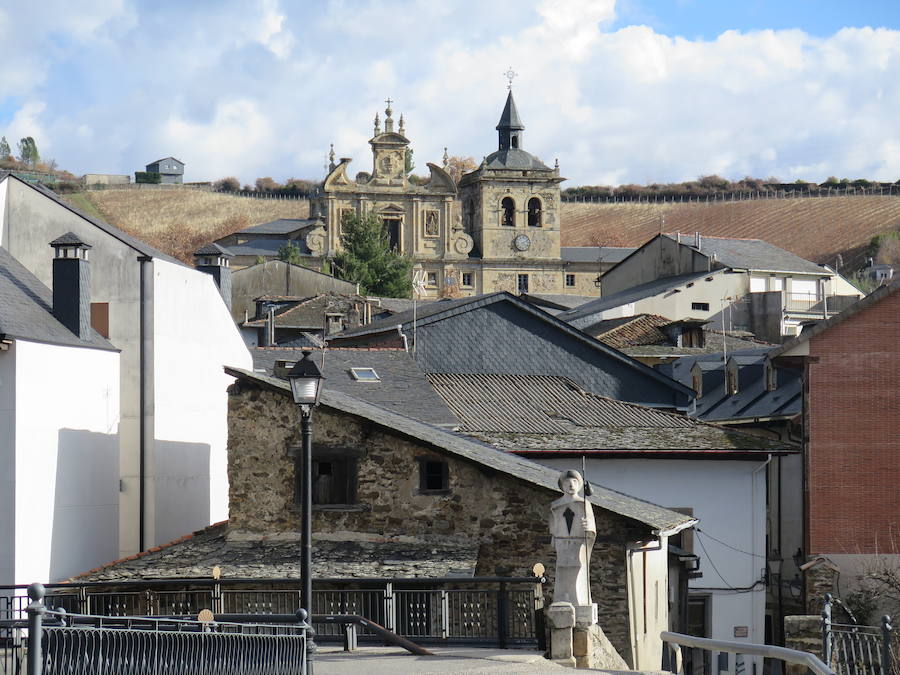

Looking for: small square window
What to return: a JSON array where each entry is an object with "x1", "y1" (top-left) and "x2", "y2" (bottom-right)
[
  {"x1": 517, "y1": 274, "x2": 529, "y2": 293},
  {"x1": 349, "y1": 367, "x2": 380, "y2": 382},
  {"x1": 691, "y1": 302, "x2": 710, "y2": 312},
  {"x1": 461, "y1": 272, "x2": 473, "y2": 288},
  {"x1": 418, "y1": 457, "x2": 449, "y2": 493},
  {"x1": 427, "y1": 272, "x2": 437, "y2": 287},
  {"x1": 565, "y1": 274, "x2": 575, "y2": 287}
]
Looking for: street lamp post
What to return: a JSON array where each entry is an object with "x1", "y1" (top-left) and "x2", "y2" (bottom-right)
[{"x1": 286, "y1": 350, "x2": 325, "y2": 675}]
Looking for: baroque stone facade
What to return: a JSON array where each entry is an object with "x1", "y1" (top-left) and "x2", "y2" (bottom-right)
[
  {"x1": 309, "y1": 93, "x2": 599, "y2": 299},
  {"x1": 227, "y1": 376, "x2": 658, "y2": 662}
]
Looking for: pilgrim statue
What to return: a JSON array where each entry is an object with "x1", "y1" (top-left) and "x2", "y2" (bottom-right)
[{"x1": 549, "y1": 470, "x2": 596, "y2": 606}]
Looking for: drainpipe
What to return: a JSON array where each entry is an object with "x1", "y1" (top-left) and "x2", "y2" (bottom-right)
[
  {"x1": 138, "y1": 255, "x2": 154, "y2": 553},
  {"x1": 751, "y1": 454, "x2": 773, "y2": 643},
  {"x1": 397, "y1": 325, "x2": 408, "y2": 351}
]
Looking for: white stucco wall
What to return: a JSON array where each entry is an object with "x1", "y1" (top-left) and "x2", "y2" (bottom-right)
[
  {"x1": 152, "y1": 260, "x2": 252, "y2": 546},
  {"x1": 541, "y1": 457, "x2": 768, "y2": 647},
  {"x1": 0, "y1": 346, "x2": 15, "y2": 586},
  {"x1": 12, "y1": 339, "x2": 120, "y2": 584},
  {"x1": 627, "y1": 537, "x2": 670, "y2": 670}
]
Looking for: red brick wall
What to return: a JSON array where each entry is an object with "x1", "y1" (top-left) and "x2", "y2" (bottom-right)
[{"x1": 806, "y1": 289, "x2": 900, "y2": 554}]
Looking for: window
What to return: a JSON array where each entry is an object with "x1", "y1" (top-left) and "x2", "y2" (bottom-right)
[
  {"x1": 691, "y1": 369, "x2": 703, "y2": 398},
  {"x1": 424, "y1": 210, "x2": 439, "y2": 237},
  {"x1": 517, "y1": 274, "x2": 529, "y2": 293},
  {"x1": 750, "y1": 276, "x2": 767, "y2": 293},
  {"x1": 691, "y1": 302, "x2": 710, "y2": 312},
  {"x1": 725, "y1": 360, "x2": 738, "y2": 396},
  {"x1": 765, "y1": 362, "x2": 777, "y2": 392},
  {"x1": 681, "y1": 326, "x2": 705, "y2": 348},
  {"x1": 461, "y1": 272, "x2": 473, "y2": 288},
  {"x1": 313, "y1": 457, "x2": 355, "y2": 505},
  {"x1": 90, "y1": 302, "x2": 110, "y2": 338},
  {"x1": 565, "y1": 274, "x2": 575, "y2": 287},
  {"x1": 501, "y1": 197, "x2": 515, "y2": 227},
  {"x1": 418, "y1": 457, "x2": 449, "y2": 493},
  {"x1": 427, "y1": 272, "x2": 437, "y2": 287},
  {"x1": 349, "y1": 367, "x2": 380, "y2": 382},
  {"x1": 293, "y1": 446, "x2": 360, "y2": 507},
  {"x1": 383, "y1": 217, "x2": 401, "y2": 250},
  {"x1": 527, "y1": 197, "x2": 542, "y2": 227}
]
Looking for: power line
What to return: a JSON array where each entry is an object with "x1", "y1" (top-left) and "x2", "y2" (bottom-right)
[{"x1": 695, "y1": 527, "x2": 767, "y2": 560}]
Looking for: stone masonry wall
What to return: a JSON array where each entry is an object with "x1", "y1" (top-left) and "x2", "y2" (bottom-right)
[{"x1": 227, "y1": 382, "x2": 645, "y2": 663}]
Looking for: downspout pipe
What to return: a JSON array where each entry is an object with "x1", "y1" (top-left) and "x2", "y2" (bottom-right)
[{"x1": 138, "y1": 255, "x2": 154, "y2": 553}]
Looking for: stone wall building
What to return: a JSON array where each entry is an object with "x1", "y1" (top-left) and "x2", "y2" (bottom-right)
[{"x1": 307, "y1": 93, "x2": 599, "y2": 299}]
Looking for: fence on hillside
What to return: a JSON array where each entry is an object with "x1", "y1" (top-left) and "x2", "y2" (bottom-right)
[{"x1": 561, "y1": 185, "x2": 900, "y2": 205}]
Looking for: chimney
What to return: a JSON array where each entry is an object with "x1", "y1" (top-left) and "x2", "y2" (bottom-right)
[
  {"x1": 193, "y1": 243, "x2": 234, "y2": 311},
  {"x1": 695, "y1": 232, "x2": 702, "y2": 250},
  {"x1": 49, "y1": 233, "x2": 92, "y2": 339}
]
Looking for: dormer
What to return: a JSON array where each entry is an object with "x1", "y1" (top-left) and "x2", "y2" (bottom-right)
[{"x1": 725, "y1": 357, "x2": 739, "y2": 396}]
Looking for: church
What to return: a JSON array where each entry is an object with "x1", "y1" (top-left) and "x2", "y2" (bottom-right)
[{"x1": 307, "y1": 91, "x2": 601, "y2": 298}]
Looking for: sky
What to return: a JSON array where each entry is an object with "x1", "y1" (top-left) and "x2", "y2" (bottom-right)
[{"x1": 1, "y1": 0, "x2": 899, "y2": 187}]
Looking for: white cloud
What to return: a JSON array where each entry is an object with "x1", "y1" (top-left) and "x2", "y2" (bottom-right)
[{"x1": 1, "y1": 1, "x2": 899, "y2": 187}]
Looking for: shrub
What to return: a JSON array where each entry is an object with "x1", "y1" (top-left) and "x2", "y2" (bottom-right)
[{"x1": 135, "y1": 171, "x2": 161, "y2": 184}]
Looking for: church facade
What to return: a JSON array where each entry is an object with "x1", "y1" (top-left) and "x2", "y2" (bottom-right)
[{"x1": 308, "y1": 93, "x2": 600, "y2": 298}]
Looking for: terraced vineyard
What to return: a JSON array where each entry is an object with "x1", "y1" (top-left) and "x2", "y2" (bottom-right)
[
  {"x1": 69, "y1": 188, "x2": 309, "y2": 263},
  {"x1": 560, "y1": 195, "x2": 900, "y2": 270}
]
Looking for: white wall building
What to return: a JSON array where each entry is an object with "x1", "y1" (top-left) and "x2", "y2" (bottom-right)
[
  {"x1": 0, "y1": 245, "x2": 120, "y2": 584},
  {"x1": 0, "y1": 172, "x2": 252, "y2": 568}
]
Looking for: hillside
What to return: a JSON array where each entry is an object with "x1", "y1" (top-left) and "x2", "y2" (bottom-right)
[
  {"x1": 65, "y1": 189, "x2": 900, "y2": 273},
  {"x1": 560, "y1": 195, "x2": 900, "y2": 271},
  {"x1": 69, "y1": 188, "x2": 309, "y2": 263}
]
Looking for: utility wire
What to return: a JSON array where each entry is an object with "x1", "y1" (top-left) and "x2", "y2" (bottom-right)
[{"x1": 695, "y1": 527, "x2": 768, "y2": 560}]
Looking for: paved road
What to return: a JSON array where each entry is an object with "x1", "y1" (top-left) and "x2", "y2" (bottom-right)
[{"x1": 314, "y1": 645, "x2": 570, "y2": 674}]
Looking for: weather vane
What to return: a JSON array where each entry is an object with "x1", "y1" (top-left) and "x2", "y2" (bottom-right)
[{"x1": 503, "y1": 67, "x2": 518, "y2": 90}]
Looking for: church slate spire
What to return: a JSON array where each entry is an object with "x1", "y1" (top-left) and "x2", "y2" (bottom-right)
[{"x1": 496, "y1": 90, "x2": 524, "y2": 151}]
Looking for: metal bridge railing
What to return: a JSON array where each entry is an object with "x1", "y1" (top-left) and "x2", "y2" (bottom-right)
[
  {"x1": 662, "y1": 630, "x2": 836, "y2": 675},
  {"x1": 823, "y1": 595, "x2": 896, "y2": 675},
  {"x1": 3, "y1": 583, "x2": 311, "y2": 675}
]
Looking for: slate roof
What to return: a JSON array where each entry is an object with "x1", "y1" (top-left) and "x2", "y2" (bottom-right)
[
  {"x1": 518, "y1": 293, "x2": 596, "y2": 313},
  {"x1": 327, "y1": 292, "x2": 694, "y2": 401},
  {"x1": 0, "y1": 247, "x2": 116, "y2": 350},
  {"x1": 660, "y1": 348, "x2": 801, "y2": 422},
  {"x1": 49, "y1": 232, "x2": 91, "y2": 248},
  {"x1": 248, "y1": 347, "x2": 458, "y2": 427},
  {"x1": 149, "y1": 156, "x2": 184, "y2": 166},
  {"x1": 243, "y1": 294, "x2": 368, "y2": 330},
  {"x1": 496, "y1": 91, "x2": 524, "y2": 131},
  {"x1": 73, "y1": 522, "x2": 479, "y2": 581},
  {"x1": 225, "y1": 238, "x2": 311, "y2": 257},
  {"x1": 663, "y1": 234, "x2": 829, "y2": 275},
  {"x1": 427, "y1": 372, "x2": 790, "y2": 454},
  {"x1": 227, "y1": 368, "x2": 699, "y2": 535},
  {"x1": 194, "y1": 242, "x2": 234, "y2": 257},
  {"x1": 558, "y1": 271, "x2": 717, "y2": 324},
  {"x1": 561, "y1": 247, "x2": 636, "y2": 264},
  {"x1": 0, "y1": 173, "x2": 184, "y2": 267},
  {"x1": 483, "y1": 148, "x2": 550, "y2": 170},
  {"x1": 237, "y1": 218, "x2": 319, "y2": 236},
  {"x1": 368, "y1": 296, "x2": 434, "y2": 315}
]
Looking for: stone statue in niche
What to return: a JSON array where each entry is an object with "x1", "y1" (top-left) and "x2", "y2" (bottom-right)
[
  {"x1": 424, "y1": 211, "x2": 439, "y2": 237},
  {"x1": 549, "y1": 470, "x2": 596, "y2": 606}
]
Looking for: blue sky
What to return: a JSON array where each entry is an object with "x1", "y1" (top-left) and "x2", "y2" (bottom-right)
[{"x1": 1, "y1": 0, "x2": 898, "y2": 187}]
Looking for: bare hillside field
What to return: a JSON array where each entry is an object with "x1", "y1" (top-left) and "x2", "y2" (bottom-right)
[
  {"x1": 560, "y1": 195, "x2": 900, "y2": 270},
  {"x1": 70, "y1": 189, "x2": 309, "y2": 263}
]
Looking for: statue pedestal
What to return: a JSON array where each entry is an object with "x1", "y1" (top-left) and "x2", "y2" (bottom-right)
[
  {"x1": 574, "y1": 603, "x2": 597, "y2": 628},
  {"x1": 547, "y1": 602, "x2": 577, "y2": 667}
]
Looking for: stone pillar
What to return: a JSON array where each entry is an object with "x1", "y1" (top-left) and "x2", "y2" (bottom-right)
[{"x1": 547, "y1": 601, "x2": 577, "y2": 668}]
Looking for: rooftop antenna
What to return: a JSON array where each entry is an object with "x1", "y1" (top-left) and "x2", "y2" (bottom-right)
[{"x1": 503, "y1": 67, "x2": 518, "y2": 90}]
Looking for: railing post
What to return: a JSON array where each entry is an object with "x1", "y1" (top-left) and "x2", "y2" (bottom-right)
[
  {"x1": 385, "y1": 582, "x2": 395, "y2": 632},
  {"x1": 497, "y1": 583, "x2": 509, "y2": 649},
  {"x1": 440, "y1": 590, "x2": 449, "y2": 641},
  {"x1": 823, "y1": 594, "x2": 833, "y2": 666},
  {"x1": 26, "y1": 583, "x2": 45, "y2": 675},
  {"x1": 297, "y1": 608, "x2": 315, "y2": 675},
  {"x1": 882, "y1": 615, "x2": 892, "y2": 675}
]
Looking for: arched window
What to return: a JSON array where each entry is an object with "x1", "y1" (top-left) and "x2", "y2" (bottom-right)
[
  {"x1": 511, "y1": 135, "x2": 519, "y2": 149},
  {"x1": 527, "y1": 197, "x2": 542, "y2": 227},
  {"x1": 501, "y1": 197, "x2": 515, "y2": 227}
]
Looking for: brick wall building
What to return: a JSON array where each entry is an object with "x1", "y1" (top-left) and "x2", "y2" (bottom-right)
[{"x1": 770, "y1": 280, "x2": 900, "y2": 606}]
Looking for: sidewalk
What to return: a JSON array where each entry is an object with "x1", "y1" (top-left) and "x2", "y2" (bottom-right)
[{"x1": 314, "y1": 645, "x2": 569, "y2": 674}]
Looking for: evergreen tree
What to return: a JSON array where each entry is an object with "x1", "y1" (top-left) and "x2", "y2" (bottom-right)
[
  {"x1": 16, "y1": 137, "x2": 38, "y2": 167},
  {"x1": 276, "y1": 242, "x2": 305, "y2": 266},
  {"x1": 0, "y1": 136, "x2": 9, "y2": 159},
  {"x1": 333, "y1": 212, "x2": 413, "y2": 297}
]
